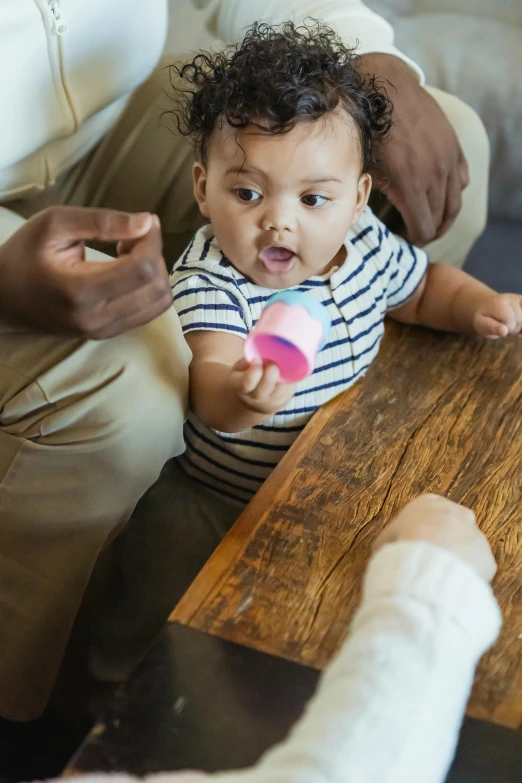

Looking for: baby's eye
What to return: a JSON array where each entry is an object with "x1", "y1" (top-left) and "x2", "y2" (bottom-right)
[
  {"x1": 235, "y1": 188, "x2": 261, "y2": 202},
  {"x1": 301, "y1": 194, "x2": 328, "y2": 207}
]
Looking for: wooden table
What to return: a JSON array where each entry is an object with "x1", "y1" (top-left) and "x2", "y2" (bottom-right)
[{"x1": 172, "y1": 322, "x2": 522, "y2": 731}]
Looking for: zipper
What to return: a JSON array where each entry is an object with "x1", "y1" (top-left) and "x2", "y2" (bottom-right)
[
  {"x1": 42, "y1": 0, "x2": 78, "y2": 145},
  {"x1": 47, "y1": 0, "x2": 68, "y2": 35}
]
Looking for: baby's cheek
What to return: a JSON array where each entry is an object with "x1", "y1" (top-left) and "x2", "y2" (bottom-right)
[{"x1": 305, "y1": 230, "x2": 346, "y2": 272}]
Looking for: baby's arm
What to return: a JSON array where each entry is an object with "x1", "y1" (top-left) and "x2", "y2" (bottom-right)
[
  {"x1": 389, "y1": 262, "x2": 522, "y2": 337},
  {"x1": 186, "y1": 330, "x2": 296, "y2": 433}
]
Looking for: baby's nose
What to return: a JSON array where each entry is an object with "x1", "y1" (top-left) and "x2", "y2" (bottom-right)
[{"x1": 261, "y1": 203, "x2": 295, "y2": 233}]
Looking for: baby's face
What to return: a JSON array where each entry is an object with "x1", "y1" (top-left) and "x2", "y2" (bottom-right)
[{"x1": 193, "y1": 110, "x2": 371, "y2": 288}]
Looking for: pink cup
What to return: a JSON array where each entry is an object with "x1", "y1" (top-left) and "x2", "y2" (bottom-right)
[{"x1": 244, "y1": 301, "x2": 324, "y2": 382}]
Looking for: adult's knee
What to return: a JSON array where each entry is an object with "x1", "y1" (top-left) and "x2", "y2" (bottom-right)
[
  {"x1": 0, "y1": 309, "x2": 189, "y2": 531},
  {"x1": 85, "y1": 310, "x2": 190, "y2": 496}
]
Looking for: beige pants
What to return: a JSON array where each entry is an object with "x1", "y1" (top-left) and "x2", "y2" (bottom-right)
[{"x1": 0, "y1": 53, "x2": 489, "y2": 720}]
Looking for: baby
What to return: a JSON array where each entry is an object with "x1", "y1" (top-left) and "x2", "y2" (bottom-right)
[{"x1": 170, "y1": 21, "x2": 522, "y2": 517}]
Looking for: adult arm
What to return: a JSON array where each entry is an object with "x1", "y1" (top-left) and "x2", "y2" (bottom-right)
[
  {"x1": 206, "y1": 542, "x2": 500, "y2": 783},
  {"x1": 195, "y1": 0, "x2": 422, "y2": 77}
]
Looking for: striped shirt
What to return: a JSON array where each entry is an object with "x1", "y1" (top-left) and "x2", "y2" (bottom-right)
[{"x1": 170, "y1": 207, "x2": 428, "y2": 503}]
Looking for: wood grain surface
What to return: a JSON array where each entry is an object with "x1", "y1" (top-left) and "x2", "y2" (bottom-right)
[{"x1": 172, "y1": 322, "x2": 522, "y2": 729}]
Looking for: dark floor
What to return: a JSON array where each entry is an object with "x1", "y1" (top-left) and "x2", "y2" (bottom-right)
[
  {"x1": 0, "y1": 713, "x2": 92, "y2": 783},
  {"x1": 1, "y1": 219, "x2": 521, "y2": 783},
  {"x1": 65, "y1": 624, "x2": 522, "y2": 783}
]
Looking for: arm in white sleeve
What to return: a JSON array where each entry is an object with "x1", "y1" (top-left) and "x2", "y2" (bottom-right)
[
  {"x1": 207, "y1": 541, "x2": 501, "y2": 783},
  {"x1": 192, "y1": 0, "x2": 424, "y2": 82},
  {"x1": 71, "y1": 540, "x2": 501, "y2": 783}
]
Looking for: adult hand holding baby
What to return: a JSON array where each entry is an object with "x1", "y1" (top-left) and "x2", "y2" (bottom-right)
[{"x1": 359, "y1": 53, "x2": 469, "y2": 248}]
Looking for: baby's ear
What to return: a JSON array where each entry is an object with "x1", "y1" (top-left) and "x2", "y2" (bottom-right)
[
  {"x1": 352, "y1": 172, "x2": 372, "y2": 224},
  {"x1": 193, "y1": 162, "x2": 210, "y2": 218}
]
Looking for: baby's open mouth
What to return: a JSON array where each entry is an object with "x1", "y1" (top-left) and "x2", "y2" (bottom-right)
[{"x1": 259, "y1": 246, "x2": 296, "y2": 275}]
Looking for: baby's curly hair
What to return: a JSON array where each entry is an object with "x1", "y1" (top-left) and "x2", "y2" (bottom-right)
[{"x1": 168, "y1": 20, "x2": 392, "y2": 171}]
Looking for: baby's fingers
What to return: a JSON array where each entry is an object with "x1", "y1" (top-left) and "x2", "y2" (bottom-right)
[
  {"x1": 477, "y1": 297, "x2": 521, "y2": 338},
  {"x1": 474, "y1": 313, "x2": 509, "y2": 339},
  {"x1": 251, "y1": 362, "x2": 281, "y2": 400},
  {"x1": 232, "y1": 358, "x2": 264, "y2": 394}
]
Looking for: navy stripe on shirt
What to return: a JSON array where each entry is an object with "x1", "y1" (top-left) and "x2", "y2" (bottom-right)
[
  {"x1": 350, "y1": 225, "x2": 373, "y2": 244},
  {"x1": 182, "y1": 321, "x2": 248, "y2": 335},
  {"x1": 186, "y1": 419, "x2": 280, "y2": 469},
  {"x1": 183, "y1": 451, "x2": 263, "y2": 493},
  {"x1": 176, "y1": 302, "x2": 243, "y2": 319},
  {"x1": 186, "y1": 436, "x2": 267, "y2": 485},
  {"x1": 179, "y1": 458, "x2": 251, "y2": 503}
]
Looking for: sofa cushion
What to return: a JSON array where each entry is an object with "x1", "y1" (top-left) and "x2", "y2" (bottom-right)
[{"x1": 368, "y1": 1, "x2": 522, "y2": 221}]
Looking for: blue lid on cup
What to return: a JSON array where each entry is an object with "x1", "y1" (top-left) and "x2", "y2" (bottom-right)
[{"x1": 265, "y1": 290, "x2": 331, "y2": 344}]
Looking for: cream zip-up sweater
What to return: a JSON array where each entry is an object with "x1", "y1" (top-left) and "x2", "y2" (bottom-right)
[
  {"x1": 68, "y1": 542, "x2": 501, "y2": 783},
  {"x1": 0, "y1": 0, "x2": 422, "y2": 203}
]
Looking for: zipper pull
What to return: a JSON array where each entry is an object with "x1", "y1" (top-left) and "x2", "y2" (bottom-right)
[{"x1": 48, "y1": 1, "x2": 68, "y2": 35}]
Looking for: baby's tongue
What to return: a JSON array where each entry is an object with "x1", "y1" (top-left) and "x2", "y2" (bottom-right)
[
  {"x1": 261, "y1": 246, "x2": 295, "y2": 274},
  {"x1": 264, "y1": 247, "x2": 293, "y2": 261}
]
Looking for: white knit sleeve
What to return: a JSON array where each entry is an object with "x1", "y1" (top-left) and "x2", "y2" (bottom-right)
[
  {"x1": 193, "y1": 0, "x2": 424, "y2": 83},
  {"x1": 71, "y1": 541, "x2": 501, "y2": 783},
  {"x1": 205, "y1": 541, "x2": 500, "y2": 783}
]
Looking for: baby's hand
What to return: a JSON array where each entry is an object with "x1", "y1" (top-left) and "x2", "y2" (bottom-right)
[
  {"x1": 230, "y1": 358, "x2": 296, "y2": 416},
  {"x1": 375, "y1": 494, "x2": 496, "y2": 582},
  {"x1": 473, "y1": 293, "x2": 522, "y2": 338}
]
